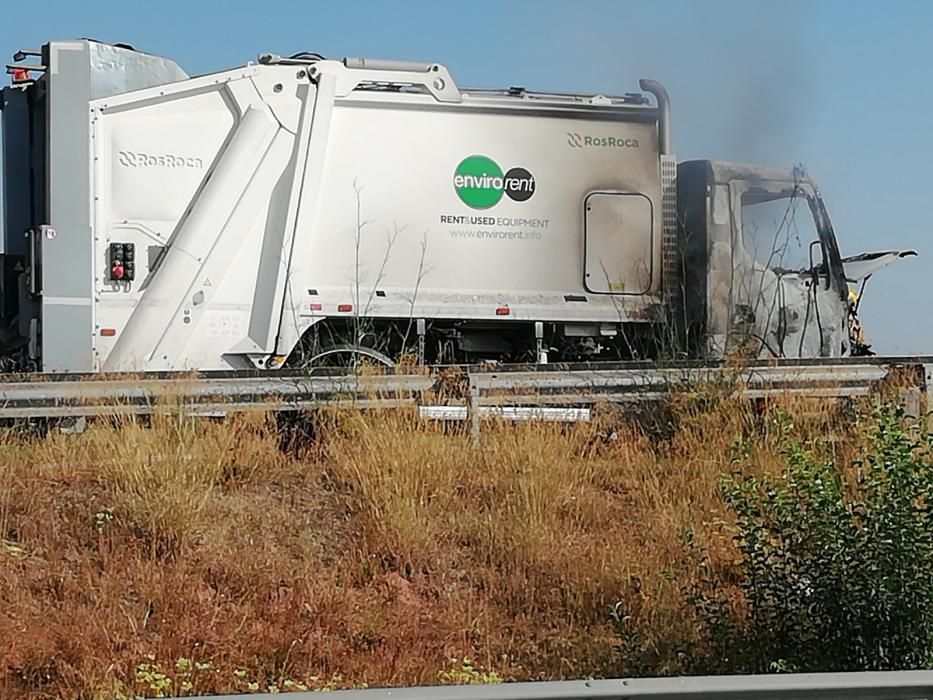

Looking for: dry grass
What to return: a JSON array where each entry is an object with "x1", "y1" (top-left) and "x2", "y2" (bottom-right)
[{"x1": 0, "y1": 391, "x2": 872, "y2": 697}]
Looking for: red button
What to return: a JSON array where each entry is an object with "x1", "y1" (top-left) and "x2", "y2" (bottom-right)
[{"x1": 112, "y1": 264, "x2": 124, "y2": 280}]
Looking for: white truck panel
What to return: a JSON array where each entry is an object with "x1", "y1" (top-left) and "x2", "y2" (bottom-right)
[
  {"x1": 306, "y1": 102, "x2": 660, "y2": 295},
  {"x1": 81, "y1": 53, "x2": 667, "y2": 370}
]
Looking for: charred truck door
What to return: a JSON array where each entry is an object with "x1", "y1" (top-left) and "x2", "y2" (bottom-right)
[{"x1": 678, "y1": 160, "x2": 849, "y2": 360}]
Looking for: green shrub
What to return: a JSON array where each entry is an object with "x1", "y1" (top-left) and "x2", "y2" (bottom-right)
[{"x1": 690, "y1": 405, "x2": 933, "y2": 673}]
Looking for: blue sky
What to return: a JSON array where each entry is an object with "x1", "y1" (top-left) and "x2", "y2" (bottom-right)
[{"x1": 2, "y1": 0, "x2": 930, "y2": 353}]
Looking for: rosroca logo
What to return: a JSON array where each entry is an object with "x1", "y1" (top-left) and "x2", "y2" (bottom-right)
[
  {"x1": 117, "y1": 151, "x2": 204, "y2": 168},
  {"x1": 566, "y1": 132, "x2": 639, "y2": 149},
  {"x1": 453, "y1": 155, "x2": 535, "y2": 209}
]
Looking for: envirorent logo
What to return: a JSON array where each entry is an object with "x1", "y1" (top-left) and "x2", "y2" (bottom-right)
[
  {"x1": 566, "y1": 132, "x2": 639, "y2": 149},
  {"x1": 453, "y1": 155, "x2": 535, "y2": 209}
]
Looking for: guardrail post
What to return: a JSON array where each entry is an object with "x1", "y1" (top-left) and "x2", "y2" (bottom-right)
[
  {"x1": 468, "y1": 372, "x2": 480, "y2": 445},
  {"x1": 416, "y1": 318, "x2": 426, "y2": 364},
  {"x1": 902, "y1": 387, "x2": 922, "y2": 421},
  {"x1": 925, "y1": 364, "x2": 933, "y2": 433}
]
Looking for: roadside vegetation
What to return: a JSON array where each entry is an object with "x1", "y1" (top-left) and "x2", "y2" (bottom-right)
[{"x1": 1, "y1": 382, "x2": 931, "y2": 697}]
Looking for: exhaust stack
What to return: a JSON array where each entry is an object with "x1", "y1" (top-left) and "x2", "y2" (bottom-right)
[{"x1": 639, "y1": 79, "x2": 671, "y2": 155}]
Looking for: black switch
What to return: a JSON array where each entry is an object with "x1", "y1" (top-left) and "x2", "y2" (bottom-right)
[{"x1": 109, "y1": 243, "x2": 125, "y2": 281}]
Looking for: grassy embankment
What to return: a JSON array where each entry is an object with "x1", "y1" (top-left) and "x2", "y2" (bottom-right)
[{"x1": 0, "y1": 381, "x2": 916, "y2": 697}]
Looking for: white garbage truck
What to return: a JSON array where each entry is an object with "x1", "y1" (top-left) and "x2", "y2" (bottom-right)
[{"x1": 0, "y1": 39, "x2": 914, "y2": 373}]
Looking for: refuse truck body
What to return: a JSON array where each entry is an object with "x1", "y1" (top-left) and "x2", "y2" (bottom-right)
[{"x1": 0, "y1": 40, "x2": 914, "y2": 372}]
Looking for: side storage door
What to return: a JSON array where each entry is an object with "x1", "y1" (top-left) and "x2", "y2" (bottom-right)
[{"x1": 583, "y1": 192, "x2": 654, "y2": 295}]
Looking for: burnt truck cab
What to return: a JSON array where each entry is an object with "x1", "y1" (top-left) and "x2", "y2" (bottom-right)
[{"x1": 677, "y1": 160, "x2": 914, "y2": 360}]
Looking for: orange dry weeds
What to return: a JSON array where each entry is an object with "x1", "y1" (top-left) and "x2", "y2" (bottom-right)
[{"x1": 0, "y1": 395, "x2": 858, "y2": 697}]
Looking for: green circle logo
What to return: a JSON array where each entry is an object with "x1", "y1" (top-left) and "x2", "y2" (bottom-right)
[{"x1": 453, "y1": 155, "x2": 504, "y2": 209}]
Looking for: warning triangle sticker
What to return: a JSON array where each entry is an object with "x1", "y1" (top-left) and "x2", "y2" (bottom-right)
[{"x1": 204, "y1": 278, "x2": 213, "y2": 287}]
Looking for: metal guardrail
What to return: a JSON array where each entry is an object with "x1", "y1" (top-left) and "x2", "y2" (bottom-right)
[
  {"x1": 163, "y1": 671, "x2": 933, "y2": 700},
  {"x1": 0, "y1": 357, "x2": 928, "y2": 424}
]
